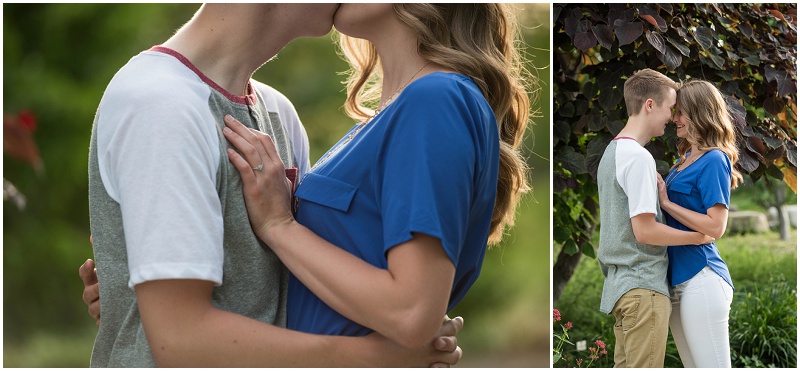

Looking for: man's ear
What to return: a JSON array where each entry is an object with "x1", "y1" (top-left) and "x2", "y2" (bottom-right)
[{"x1": 643, "y1": 98, "x2": 655, "y2": 113}]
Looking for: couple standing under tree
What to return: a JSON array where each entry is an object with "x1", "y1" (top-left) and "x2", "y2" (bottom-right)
[
  {"x1": 598, "y1": 69, "x2": 741, "y2": 368},
  {"x1": 78, "y1": 3, "x2": 534, "y2": 367}
]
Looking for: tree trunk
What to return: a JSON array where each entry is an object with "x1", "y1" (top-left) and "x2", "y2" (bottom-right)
[
  {"x1": 552, "y1": 196, "x2": 599, "y2": 304},
  {"x1": 775, "y1": 185, "x2": 790, "y2": 241},
  {"x1": 552, "y1": 248, "x2": 582, "y2": 304},
  {"x1": 778, "y1": 205, "x2": 790, "y2": 241}
]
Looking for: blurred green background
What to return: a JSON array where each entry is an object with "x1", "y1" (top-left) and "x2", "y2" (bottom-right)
[{"x1": 3, "y1": 3, "x2": 551, "y2": 367}]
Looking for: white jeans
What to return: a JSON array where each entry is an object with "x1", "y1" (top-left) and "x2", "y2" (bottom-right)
[{"x1": 669, "y1": 266, "x2": 733, "y2": 368}]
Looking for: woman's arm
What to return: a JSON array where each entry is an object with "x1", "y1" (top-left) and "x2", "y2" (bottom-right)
[
  {"x1": 136, "y1": 278, "x2": 461, "y2": 367},
  {"x1": 267, "y1": 224, "x2": 455, "y2": 349},
  {"x1": 631, "y1": 213, "x2": 715, "y2": 246},
  {"x1": 660, "y1": 202, "x2": 728, "y2": 239},
  {"x1": 657, "y1": 175, "x2": 729, "y2": 239},
  {"x1": 222, "y1": 115, "x2": 456, "y2": 349}
]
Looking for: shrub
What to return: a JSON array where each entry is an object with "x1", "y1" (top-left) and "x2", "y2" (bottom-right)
[
  {"x1": 729, "y1": 275, "x2": 797, "y2": 368},
  {"x1": 553, "y1": 308, "x2": 610, "y2": 368}
]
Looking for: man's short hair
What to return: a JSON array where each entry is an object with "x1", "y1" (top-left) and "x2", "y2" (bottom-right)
[{"x1": 623, "y1": 69, "x2": 679, "y2": 116}]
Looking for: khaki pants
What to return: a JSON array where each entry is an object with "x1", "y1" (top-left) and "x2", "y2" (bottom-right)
[{"x1": 611, "y1": 288, "x2": 671, "y2": 368}]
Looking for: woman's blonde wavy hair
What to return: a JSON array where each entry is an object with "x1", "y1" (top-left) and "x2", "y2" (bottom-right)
[
  {"x1": 338, "y1": 4, "x2": 535, "y2": 245},
  {"x1": 673, "y1": 79, "x2": 743, "y2": 188}
]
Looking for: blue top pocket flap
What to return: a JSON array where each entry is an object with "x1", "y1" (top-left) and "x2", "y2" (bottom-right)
[
  {"x1": 295, "y1": 173, "x2": 357, "y2": 212},
  {"x1": 670, "y1": 181, "x2": 693, "y2": 195}
]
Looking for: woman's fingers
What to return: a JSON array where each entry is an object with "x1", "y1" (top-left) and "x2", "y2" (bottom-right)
[
  {"x1": 223, "y1": 115, "x2": 288, "y2": 176},
  {"x1": 248, "y1": 128, "x2": 283, "y2": 169},
  {"x1": 222, "y1": 115, "x2": 294, "y2": 239},
  {"x1": 226, "y1": 148, "x2": 257, "y2": 185},
  {"x1": 223, "y1": 115, "x2": 267, "y2": 171},
  {"x1": 222, "y1": 114, "x2": 290, "y2": 198}
]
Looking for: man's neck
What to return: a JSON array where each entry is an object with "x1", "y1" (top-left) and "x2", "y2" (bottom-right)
[
  {"x1": 616, "y1": 116, "x2": 654, "y2": 147},
  {"x1": 161, "y1": 5, "x2": 290, "y2": 96}
]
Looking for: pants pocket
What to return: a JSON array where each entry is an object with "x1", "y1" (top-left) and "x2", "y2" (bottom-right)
[
  {"x1": 615, "y1": 294, "x2": 641, "y2": 331},
  {"x1": 718, "y1": 277, "x2": 733, "y2": 303}
]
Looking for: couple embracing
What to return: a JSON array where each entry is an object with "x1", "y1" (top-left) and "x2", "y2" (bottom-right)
[
  {"x1": 79, "y1": 4, "x2": 532, "y2": 367},
  {"x1": 598, "y1": 69, "x2": 741, "y2": 368}
]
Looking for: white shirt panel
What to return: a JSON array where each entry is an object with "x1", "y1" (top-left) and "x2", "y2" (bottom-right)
[
  {"x1": 615, "y1": 139, "x2": 660, "y2": 218},
  {"x1": 97, "y1": 52, "x2": 224, "y2": 287},
  {"x1": 251, "y1": 81, "x2": 311, "y2": 178}
]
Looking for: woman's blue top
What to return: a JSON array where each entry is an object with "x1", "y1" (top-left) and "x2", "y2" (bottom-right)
[
  {"x1": 287, "y1": 72, "x2": 499, "y2": 336},
  {"x1": 664, "y1": 149, "x2": 734, "y2": 289}
]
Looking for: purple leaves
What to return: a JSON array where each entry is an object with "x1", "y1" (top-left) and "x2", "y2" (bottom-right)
[{"x1": 613, "y1": 19, "x2": 643, "y2": 46}]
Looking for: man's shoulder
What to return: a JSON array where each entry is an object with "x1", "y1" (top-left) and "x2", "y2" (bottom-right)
[
  {"x1": 599, "y1": 140, "x2": 653, "y2": 170},
  {"x1": 614, "y1": 139, "x2": 652, "y2": 157},
  {"x1": 104, "y1": 51, "x2": 208, "y2": 105},
  {"x1": 613, "y1": 140, "x2": 654, "y2": 170},
  {"x1": 250, "y1": 80, "x2": 296, "y2": 115}
]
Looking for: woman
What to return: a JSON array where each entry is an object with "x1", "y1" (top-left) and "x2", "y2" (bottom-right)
[
  {"x1": 657, "y1": 79, "x2": 742, "y2": 368},
  {"x1": 223, "y1": 3, "x2": 531, "y2": 346},
  {"x1": 82, "y1": 3, "x2": 532, "y2": 347}
]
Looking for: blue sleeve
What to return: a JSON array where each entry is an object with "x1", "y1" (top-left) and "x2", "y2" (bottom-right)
[
  {"x1": 377, "y1": 78, "x2": 488, "y2": 265},
  {"x1": 699, "y1": 150, "x2": 732, "y2": 210}
]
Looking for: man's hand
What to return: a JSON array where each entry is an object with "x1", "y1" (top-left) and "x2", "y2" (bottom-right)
[
  {"x1": 365, "y1": 315, "x2": 464, "y2": 367},
  {"x1": 430, "y1": 315, "x2": 464, "y2": 367},
  {"x1": 696, "y1": 232, "x2": 716, "y2": 245},
  {"x1": 79, "y1": 258, "x2": 101, "y2": 327}
]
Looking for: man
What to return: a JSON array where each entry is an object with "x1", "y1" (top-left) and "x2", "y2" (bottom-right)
[
  {"x1": 596, "y1": 68, "x2": 714, "y2": 368},
  {"x1": 84, "y1": 4, "x2": 461, "y2": 367}
]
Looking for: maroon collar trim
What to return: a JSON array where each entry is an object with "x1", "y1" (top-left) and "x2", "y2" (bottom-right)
[{"x1": 148, "y1": 46, "x2": 257, "y2": 106}]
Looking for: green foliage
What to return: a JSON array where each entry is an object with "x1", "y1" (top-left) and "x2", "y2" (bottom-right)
[
  {"x1": 556, "y1": 230, "x2": 797, "y2": 367},
  {"x1": 3, "y1": 329, "x2": 97, "y2": 368},
  {"x1": 729, "y1": 275, "x2": 797, "y2": 368},
  {"x1": 4, "y1": 2, "x2": 200, "y2": 340},
  {"x1": 747, "y1": 175, "x2": 797, "y2": 210},
  {"x1": 553, "y1": 3, "x2": 798, "y2": 262}
]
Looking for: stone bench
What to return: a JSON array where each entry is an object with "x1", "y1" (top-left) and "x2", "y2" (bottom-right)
[
  {"x1": 727, "y1": 211, "x2": 770, "y2": 235},
  {"x1": 768, "y1": 205, "x2": 797, "y2": 228}
]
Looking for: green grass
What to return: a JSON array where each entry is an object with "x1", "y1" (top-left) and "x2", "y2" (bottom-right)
[
  {"x1": 722, "y1": 231, "x2": 797, "y2": 291},
  {"x1": 554, "y1": 229, "x2": 797, "y2": 368}
]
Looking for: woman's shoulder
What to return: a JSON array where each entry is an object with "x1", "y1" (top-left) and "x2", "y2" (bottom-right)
[
  {"x1": 387, "y1": 72, "x2": 495, "y2": 138},
  {"x1": 402, "y1": 72, "x2": 484, "y2": 102},
  {"x1": 701, "y1": 149, "x2": 733, "y2": 170},
  {"x1": 704, "y1": 148, "x2": 731, "y2": 161}
]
